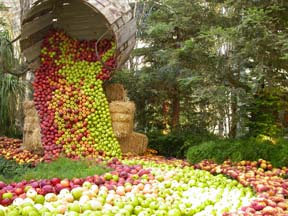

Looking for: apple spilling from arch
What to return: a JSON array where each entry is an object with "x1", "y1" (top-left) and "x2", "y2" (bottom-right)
[{"x1": 33, "y1": 30, "x2": 121, "y2": 161}]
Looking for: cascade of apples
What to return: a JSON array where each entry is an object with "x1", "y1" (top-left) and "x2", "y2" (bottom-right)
[{"x1": 33, "y1": 30, "x2": 121, "y2": 161}]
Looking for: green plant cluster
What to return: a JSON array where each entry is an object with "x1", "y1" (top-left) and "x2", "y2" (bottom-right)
[
  {"x1": 0, "y1": 156, "x2": 32, "y2": 180},
  {"x1": 0, "y1": 157, "x2": 108, "y2": 183},
  {"x1": 148, "y1": 128, "x2": 217, "y2": 158},
  {"x1": 248, "y1": 88, "x2": 287, "y2": 137},
  {"x1": 186, "y1": 138, "x2": 288, "y2": 167}
]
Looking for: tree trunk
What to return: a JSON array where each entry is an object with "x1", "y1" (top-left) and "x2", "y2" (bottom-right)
[
  {"x1": 171, "y1": 92, "x2": 180, "y2": 128},
  {"x1": 218, "y1": 119, "x2": 224, "y2": 136},
  {"x1": 229, "y1": 93, "x2": 237, "y2": 138}
]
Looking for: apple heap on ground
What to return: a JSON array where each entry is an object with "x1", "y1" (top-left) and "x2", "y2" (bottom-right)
[
  {"x1": 0, "y1": 137, "x2": 42, "y2": 165},
  {"x1": 0, "y1": 157, "x2": 256, "y2": 216},
  {"x1": 192, "y1": 159, "x2": 288, "y2": 215},
  {"x1": 0, "y1": 155, "x2": 287, "y2": 215},
  {"x1": 32, "y1": 30, "x2": 121, "y2": 161}
]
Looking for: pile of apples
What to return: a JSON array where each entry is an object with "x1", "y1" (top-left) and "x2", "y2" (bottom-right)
[
  {"x1": 0, "y1": 157, "x2": 257, "y2": 216},
  {"x1": 194, "y1": 159, "x2": 288, "y2": 215},
  {"x1": 0, "y1": 137, "x2": 42, "y2": 165},
  {"x1": 0, "y1": 152, "x2": 287, "y2": 215},
  {"x1": 33, "y1": 30, "x2": 121, "y2": 161}
]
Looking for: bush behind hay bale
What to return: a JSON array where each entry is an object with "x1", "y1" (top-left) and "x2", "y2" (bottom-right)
[
  {"x1": 109, "y1": 101, "x2": 135, "y2": 114},
  {"x1": 104, "y1": 83, "x2": 127, "y2": 102},
  {"x1": 118, "y1": 132, "x2": 148, "y2": 155}
]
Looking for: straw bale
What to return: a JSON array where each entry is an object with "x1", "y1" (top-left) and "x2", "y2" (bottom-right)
[
  {"x1": 109, "y1": 101, "x2": 135, "y2": 114},
  {"x1": 104, "y1": 83, "x2": 127, "y2": 102},
  {"x1": 112, "y1": 121, "x2": 133, "y2": 138},
  {"x1": 117, "y1": 132, "x2": 148, "y2": 155},
  {"x1": 110, "y1": 113, "x2": 133, "y2": 122},
  {"x1": 22, "y1": 100, "x2": 43, "y2": 154},
  {"x1": 23, "y1": 117, "x2": 40, "y2": 132},
  {"x1": 23, "y1": 124, "x2": 43, "y2": 154},
  {"x1": 23, "y1": 100, "x2": 38, "y2": 117}
]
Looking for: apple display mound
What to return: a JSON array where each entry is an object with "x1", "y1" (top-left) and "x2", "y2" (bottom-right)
[
  {"x1": 33, "y1": 30, "x2": 121, "y2": 161},
  {"x1": 0, "y1": 157, "x2": 256, "y2": 216},
  {"x1": 0, "y1": 147, "x2": 288, "y2": 215}
]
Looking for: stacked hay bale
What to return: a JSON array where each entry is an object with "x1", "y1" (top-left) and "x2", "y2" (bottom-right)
[
  {"x1": 109, "y1": 101, "x2": 135, "y2": 138},
  {"x1": 105, "y1": 84, "x2": 148, "y2": 155},
  {"x1": 22, "y1": 100, "x2": 43, "y2": 155}
]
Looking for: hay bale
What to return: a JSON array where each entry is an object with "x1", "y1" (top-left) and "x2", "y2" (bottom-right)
[
  {"x1": 23, "y1": 117, "x2": 40, "y2": 132},
  {"x1": 109, "y1": 101, "x2": 136, "y2": 114},
  {"x1": 112, "y1": 121, "x2": 134, "y2": 138},
  {"x1": 109, "y1": 101, "x2": 135, "y2": 138},
  {"x1": 111, "y1": 113, "x2": 133, "y2": 122},
  {"x1": 22, "y1": 100, "x2": 43, "y2": 154},
  {"x1": 104, "y1": 84, "x2": 127, "y2": 102},
  {"x1": 23, "y1": 100, "x2": 38, "y2": 117},
  {"x1": 118, "y1": 132, "x2": 148, "y2": 155},
  {"x1": 23, "y1": 128, "x2": 44, "y2": 155}
]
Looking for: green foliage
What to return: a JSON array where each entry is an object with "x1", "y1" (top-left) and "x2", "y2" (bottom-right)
[
  {"x1": 0, "y1": 157, "x2": 109, "y2": 183},
  {"x1": 0, "y1": 156, "x2": 32, "y2": 180},
  {"x1": 271, "y1": 138, "x2": 288, "y2": 168},
  {"x1": 186, "y1": 138, "x2": 278, "y2": 165},
  {"x1": 248, "y1": 88, "x2": 287, "y2": 137},
  {"x1": 0, "y1": 73, "x2": 26, "y2": 137},
  {"x1": 119, "y1": 0, "x2": 288, "y2": 137},
  {"x1": 0, "y1": 30, "x2": 15, "y2": 73},
  {"x1": 0, "y1": 29, "x2": 27, "y2": 137},
  {"x1": 147, "y1": 127, "x2": 217, "y2": 158}
]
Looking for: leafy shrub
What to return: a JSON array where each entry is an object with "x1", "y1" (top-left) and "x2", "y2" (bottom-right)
[
  {"x1": 186, "y1": 138, "x2": 278, "y2": 165},
  {"x1": 0, "y1": 156, "x2": 32, "y2": 179},
  {"x1": 147, "y1": 127, "x2": 217, "y2": 158},
  {"x1": 270, "y1": 138, "x2": 288, "y2": 167}
]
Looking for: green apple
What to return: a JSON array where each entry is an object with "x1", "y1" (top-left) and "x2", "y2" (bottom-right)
[
  {"x1": 71, "y1": 188, "x2": 83, "y2": 200},
  {"x1": 0, "y1": 209, "x2": 5, "y2": 216},
  {"x1": 38, "y1": 206, "x2": 50, "y2": 215},
  {"x1": 167, "y1": 208, "x2": 182, "y2": 216},
  {"x1": 128, "y1": 196, "x2": 139, "y2": 207},
  {"x1": 66, "y1": 211, "x2": 79, "y2": 216},
  {"x1": 104, "y1": 173, "x2": 113, "y2": 181},
  {"x1": 22, "y1": 206, "x2": 37, "y2": 216},
  {"x1": 124, "y1": 204, "x2": 134, "y2": 213},
  {"x1": 28, "y1": 210, "x2": 40, "y2": 216},
  {"x1": 88, "y1": 200, "x2": 102, "y2": 211},
  {"x1": 88, "y1": 211, "x2": 102, "y2": 216},
  {"x1": 149, "y1": 201, "x2": 159, "y2": 210},
  {"x1": 35, "y1": 195, "x2": 45, "y2": 204},
  {"x1": 133, "y1": 206, "x2": 142, "y2": 215},
  {"x1": 155, "y1": 210, "x2": 167, "y2": 216},
  {"x1": 26, "y1": 189, "x2": 37, "y2": 199},
  {"x1": 68, "y1": 202, "x2": 81, "y2": 213},
  {"x1": 42, "y1": 212, "x2": 52, "y2": 216},
  {"x1": 112, "y1": 175, "x2": 119, "y2": 182},
  {"x1": 82, "y1": 181, "x2": 92, "y2": 189},
  {"x1": 2, "y1": 192, "x2": 13, "y2": 199},
  {"x1": 81, "y1": 202, "x2": 92, "y2": 212}
]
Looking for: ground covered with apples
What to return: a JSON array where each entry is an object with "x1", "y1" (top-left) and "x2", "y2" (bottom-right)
[{"x1": 0, "y1": 138, "x2": 288, "y2": 215}]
